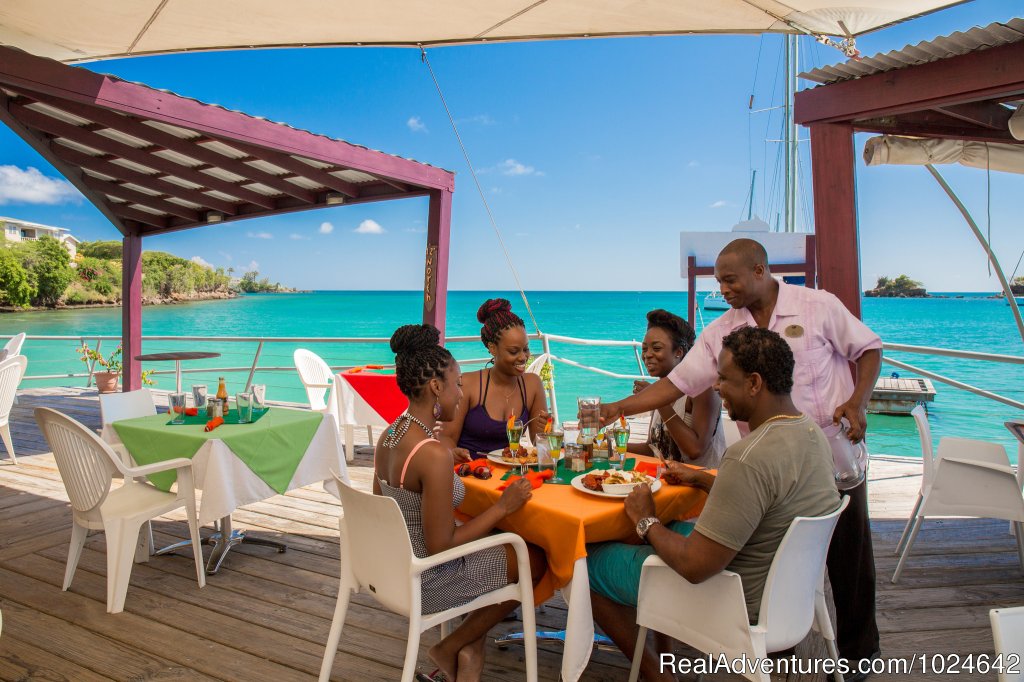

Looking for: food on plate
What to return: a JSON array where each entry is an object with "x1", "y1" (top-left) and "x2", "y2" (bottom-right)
[
  {"x1": 581, "y1": 470, "x2": 655, "y2": 492},
  {"x1": 501, "y1": 445, "x2": 538, "y2": 464}
]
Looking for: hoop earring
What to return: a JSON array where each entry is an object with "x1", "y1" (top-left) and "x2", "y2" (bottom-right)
[
  {"x1": 485, "y1": 355, "x2": 495, "y2": 367},
  {"x1": 432, "y1": 400, "x2": 442, "y2": 420}
]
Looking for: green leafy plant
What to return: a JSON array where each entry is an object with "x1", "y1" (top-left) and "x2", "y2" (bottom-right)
[{"x1": 75, "y1": 343, "x2": 155, "y2": 385}]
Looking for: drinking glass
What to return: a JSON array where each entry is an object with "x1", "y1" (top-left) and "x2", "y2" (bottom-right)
[
  {"x1": 236, "y1": 392, "x2": 254, "y2": 424},
  {"x1": 612, "y1": 423, "x2": 631, "y2": 469},
  {"x1": 565, "y1": 442, "x2": 586, "y2": 473},
  {"x1": 506, "y1": 419, "x2": 524, "y2": 452},
  {"x1": 191, "y1": 384, "x2": 208, "y2": 415},
  {"x1": 562, "y1": 420, "x2": 580, "y2": 447},
  {"x1": 169, "y1": 393, "x2": 187, "y2": 424},
  {"x1": 578, "y1": 396, "x2": 601, "y2": 443},
  {"x1": 535, "y1": 439, "x2": 553, "y2": 479},
  {"x1": 546, "y1": 427, "x2": 565, "y2": 483},
  {"x1": 251, "y1": 384, "x2": 267, "y2": 411}
]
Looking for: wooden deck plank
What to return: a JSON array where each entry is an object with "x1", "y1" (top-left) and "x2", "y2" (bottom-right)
[{"x1": 0, "y1": 386, "x2": 1021, "y2": 681}]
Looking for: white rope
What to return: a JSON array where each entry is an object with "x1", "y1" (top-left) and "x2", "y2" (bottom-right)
[{"x1": 419, "y1": 47, "x2": 542, "y2": 337}]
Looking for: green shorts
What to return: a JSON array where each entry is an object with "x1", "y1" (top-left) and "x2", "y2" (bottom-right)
[{"x1": 587, "y1": 520, "x2": 695, "y2": 607}]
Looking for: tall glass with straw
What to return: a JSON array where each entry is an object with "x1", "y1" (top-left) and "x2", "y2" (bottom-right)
[
  {"x1": 544, "y1": 417, "x2": 565, "y2": 484},
  {"x1": 506, "y1": 414, "x2": 526, "y2": 474}
]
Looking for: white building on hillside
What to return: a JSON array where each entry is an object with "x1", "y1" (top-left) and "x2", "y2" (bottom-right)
[{"x1": 1, "y1": 216, "x2": 79, "y2": 258}]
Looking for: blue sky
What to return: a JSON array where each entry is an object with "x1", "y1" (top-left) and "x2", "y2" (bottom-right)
[{"x1": 1, "y1": 0, "x2": 1021, "y2": 292}]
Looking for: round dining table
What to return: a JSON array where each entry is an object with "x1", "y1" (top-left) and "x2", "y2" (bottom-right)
[{"x1": 134, "y1": 351, "x2": 221, "y2": 392}]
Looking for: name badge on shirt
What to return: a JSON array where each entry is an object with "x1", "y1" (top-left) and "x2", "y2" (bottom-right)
[{"x1": 784, "y1": 324, "x2": 804, "y2": 338}]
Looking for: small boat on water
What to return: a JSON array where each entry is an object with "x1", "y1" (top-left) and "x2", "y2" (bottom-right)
[{"x1": 703, "y1": 291, "x2": 730, "y2": 310}]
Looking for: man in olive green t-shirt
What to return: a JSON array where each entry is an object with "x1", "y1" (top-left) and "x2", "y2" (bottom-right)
[{"x1": 588, "y1": 327, "x2": 841, "y2": 682}]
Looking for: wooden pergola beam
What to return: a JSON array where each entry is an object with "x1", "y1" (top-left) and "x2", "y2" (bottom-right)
[
  {"x1": 932, "y1": 101, "x2": 1013, "y2": 130},
  {"x1": 218, "y1": 138, "x2": 362, "y2": 198},
  {"x1": 795, "y1": 41, "x2": 1024, "y2": 126},
  {"x1": 79, "y1": 174, "x2": 202, "y2": 222}
]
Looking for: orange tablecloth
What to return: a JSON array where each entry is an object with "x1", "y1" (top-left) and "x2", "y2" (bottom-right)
[{"x1": 458, "y1": 456, "x2": 708, "y2": 603}]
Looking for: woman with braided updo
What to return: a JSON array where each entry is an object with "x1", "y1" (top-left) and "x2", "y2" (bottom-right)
[
  {"x1": 438, "y1": 298, "x2": 549, "y2": 460},
  {"x1": 375, "y1": 323, "x2": 546, "y2": 682},
  {"x1": 627, "y1": 309, "x2": 724, "y2": 467}
]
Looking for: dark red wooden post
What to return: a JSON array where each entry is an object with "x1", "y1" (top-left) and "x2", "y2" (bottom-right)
[
  {"x1": 804, "y1": 234, "x2": 817, "y2": 288},
  {"x1": 809, "y1": 123, "x2": 861, "y2": 318},
  {"x1": 121, "y1": 230, "x2": 143, "y2": 391},
  {"x1": 424, "y1": 189, "x2": 452, "y2": 341}
]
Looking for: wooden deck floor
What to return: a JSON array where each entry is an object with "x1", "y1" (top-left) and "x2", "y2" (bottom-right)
[{"x1": 0, "y1": 387, "x2": 1021, "y2": 681}]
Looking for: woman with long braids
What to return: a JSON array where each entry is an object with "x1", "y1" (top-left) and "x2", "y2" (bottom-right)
[
  {"x1": 627, "y1": 309, "x2": 725, "y2": 468},
  {"x1": 438, "y1": 298, "x2": 549, "y2": 460},
  {"x1": 375, "y1": 323, "x2": 546, "y2": 682}
]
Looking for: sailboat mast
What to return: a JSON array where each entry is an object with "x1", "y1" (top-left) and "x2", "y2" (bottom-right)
[{"x1": 783, "y1": 34, "x2": 799, "y2": 233}]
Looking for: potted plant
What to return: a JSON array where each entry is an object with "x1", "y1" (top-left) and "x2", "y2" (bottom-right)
[{"x1": 77, "y1": 343, "x2": 123, "y2": 393}]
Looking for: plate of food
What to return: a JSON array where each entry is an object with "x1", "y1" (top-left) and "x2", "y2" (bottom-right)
[
  {"x1": 570, "y1": 470, "x2": 662, "y2": 498},
  {"x1": 487, "y1": 446, "x2": 538, "y2": 466}
]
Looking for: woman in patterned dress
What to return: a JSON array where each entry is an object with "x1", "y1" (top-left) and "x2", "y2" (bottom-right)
[{"x1": 375, "y1": 323, "x2": 546, "y2": 681}]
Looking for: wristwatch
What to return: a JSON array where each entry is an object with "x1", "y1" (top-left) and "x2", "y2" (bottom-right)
[{"x1": 636, "y1": 516, "x2": 661, "y2": 541}]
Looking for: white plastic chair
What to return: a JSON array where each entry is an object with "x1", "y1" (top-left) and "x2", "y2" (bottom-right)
[
  {"x1": 35, "y1": 407, "x2": 205, "y2": 614},
  {"x1": 99, "y1": 388, "x2": 157, "y2": 466},
  {"x1": 3, "y1": 332, "x2": 25, "y2": 358},
  {"x1": 991, "y1": 606, "x2": 1024, "y2": 682},
  {"x1": 294, "y1": 349, "x2": 334, "y2": 411},
  {"x1": 629, "y1": 496, "x2": 850, "y2": 682},
  {"x1": 525, "y1": 353, "x2": 550, "y2": 376},
  {"x1": 893, "y1": 405, "x2": 1024, "y2": 582},
  {"x1": 319, "y1": 475, "x2": 538, "y2": 682},
  {"x1": 0, "y1": 355, "x2": 27, "y2": 464}
]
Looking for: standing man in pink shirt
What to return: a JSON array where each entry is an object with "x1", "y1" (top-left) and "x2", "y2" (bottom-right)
[{"x1": 602, "y1": 238, "x2": 882, "y2": 677}]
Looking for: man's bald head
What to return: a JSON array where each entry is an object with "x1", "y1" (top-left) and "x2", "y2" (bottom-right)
[{"x1": 719, "y1": 238, "x2": 769, "y2": 270}]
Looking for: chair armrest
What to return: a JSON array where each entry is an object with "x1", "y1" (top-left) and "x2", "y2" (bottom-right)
[
  {"x1": 938, "y1": 456, "x2": 1015, "y2": 476},
  {"x1": 305, "y1": 382, "x2": 332, "y2": 389},
  {"x1": 411, "y1": 532, "x2": 527, "y2": 576},
  {"x1": 125, "y1": 457, "x2": 194, "y2": 477}
]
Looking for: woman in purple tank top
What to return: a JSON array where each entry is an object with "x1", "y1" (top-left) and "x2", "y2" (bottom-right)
[{"x1": 438, "y1": 299, "x2": 550, "y2": 460}]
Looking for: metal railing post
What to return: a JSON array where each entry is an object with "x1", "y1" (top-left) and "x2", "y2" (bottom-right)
[
  {"x1": 244, "y1": 340, "x2": 265, "y2": 392},
  {"x1": 542, "y1": 334, "x2": 559, "y2": 423}
]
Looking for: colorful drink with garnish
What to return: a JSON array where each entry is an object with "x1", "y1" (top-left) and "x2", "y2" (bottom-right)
[
  {"x1": 612, "y1": 415, "x2": 630, "y2": 469},
  {"x1": 506, "y1": 414, "x2": 524, "y2": 453},
  {"x1": 544, "y1": 417, "x2": 565, "y2": 483}
]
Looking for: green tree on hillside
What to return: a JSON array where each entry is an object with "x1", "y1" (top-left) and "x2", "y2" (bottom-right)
[
  {"x1": 12, "y1": 237, "x2": 74, "y2": 306},
  {"x1": 0, "y1": 248, "x2": 32, "y2": 308}
]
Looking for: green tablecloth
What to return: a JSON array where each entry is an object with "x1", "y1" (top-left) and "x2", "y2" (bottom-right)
[
  {"x1": 112, "y1": 408, "x2": 323, "y2": 493},
  {"x1": 499, "y1": 456, "x2": 640, "y2": 484}
]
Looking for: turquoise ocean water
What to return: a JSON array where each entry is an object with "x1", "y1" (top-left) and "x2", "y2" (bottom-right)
[{"x1": 3, "y1": 290, "x2": 1022, "y2": 461}]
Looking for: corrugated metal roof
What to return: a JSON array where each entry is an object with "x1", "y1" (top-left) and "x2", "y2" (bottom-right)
[{"x1": 800, "y1": 18, "x2": 1024, "y2": 85}]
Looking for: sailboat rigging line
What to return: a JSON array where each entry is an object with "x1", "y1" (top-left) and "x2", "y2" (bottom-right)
[
  {"x1": 924, "y1": 164, "x2": 1024, "y2": 345},
  {"x1": 418, "y1": 46, "x2": 542, "y2": 338},
  {"x1": 737, "y1": 0, "x2": 859, "y2": 56}
]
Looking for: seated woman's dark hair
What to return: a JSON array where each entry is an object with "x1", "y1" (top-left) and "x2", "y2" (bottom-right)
[
  {"x1": 390, "y1": 324, "x2": 455, "y2": 398},
  {"x1": 646, "y1": 309, "x2": 695, "y2": 354},
  {"x1": 721, "y1": 327, "x2": 794, "y2": 395},
  {"x1": 477, "y1": 298, "x2": 525, "y2": 347}
]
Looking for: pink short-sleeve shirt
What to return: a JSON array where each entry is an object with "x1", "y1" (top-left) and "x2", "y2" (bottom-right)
[{"x1": 668, "y1": 282, "x2": 882, "y2": 428}]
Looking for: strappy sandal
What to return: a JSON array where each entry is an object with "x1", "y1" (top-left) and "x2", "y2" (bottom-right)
[{"x1": 415, "y1": 670, "x2": 449, "y2": 682}]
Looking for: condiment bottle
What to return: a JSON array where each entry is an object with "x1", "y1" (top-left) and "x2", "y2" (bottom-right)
[{"x1": 216, "y1": 376, "x2": 229, "y2": 414}]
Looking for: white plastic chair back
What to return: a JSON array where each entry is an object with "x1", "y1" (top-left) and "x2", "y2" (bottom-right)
[
  {"x1": 991, "y1": 606, "x2": 1024, "y2": 682},
  {"x1": 336, "y1": 477, "x2": 415, "y2": 615},
  {"x1": 525, "y1": 353, "x2": 551, "y2": 375},
  {"x1": 759, "y1": 496, "x2": 849, "y2": 652},
  {"x1": 294, "y1": 349, "x2": 333, "y2": 411},
  {"x1": 35, "y1": 407, "x2": 119, "y2": 517},
  {"x1": 0, "y1": 355, "x2": 27, "y2": 419},
  {"x1": 721, "y1": 412, "x2": 742, "y2": 448},
  {"x1": 911, "y1": 405, "x2": 937, "y2": 482},
  {"x1": 99, "y1": 388, "x2": 157, "y2": 425},
  {"x1": 3, "y1": 333, "x2": 25, "y2": 357}
]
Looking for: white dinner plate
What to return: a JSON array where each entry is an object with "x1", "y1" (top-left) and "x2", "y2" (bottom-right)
[
  {"x1": 486, "y1": 448, "x2": 537, "y2": 466},
  {"x1": 570, "y1": 472, "x2": 662, "y2": 498}
]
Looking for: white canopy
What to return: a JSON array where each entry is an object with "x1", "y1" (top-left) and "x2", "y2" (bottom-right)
[
  {"x1": 864, "y1": 135, "x2": 1024, "y2": 175},
  {"x1": 0, "y1": 0, "x2": 965, "y2": 63}
]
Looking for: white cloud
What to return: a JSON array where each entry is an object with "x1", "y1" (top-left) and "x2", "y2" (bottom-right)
[
  {"x1": 0, "y1": 165, "x2": 80, "y2": 205},
  {"x1": 319, "y1": 221, "x2": 334, "y2": 234},
  {"x1": 687, "y1": 160, "x2": 700, "y2": 168},
  {"x1": 245, "y1": 260, "x2": 259, "y2": 271},
  {"x1": 190, "y1": 255, "x2": 214, "y2": 269},
  {"x1": 289, "y1": 233, "x2": 309, "y2": 240},
  {"x1": 458, "y1": 114, "x2": 495, "y2": 126},
  {"x1": 404, "y1": 227, "x2": 427, "y2": 234},
  {"x1": 709, "y1": 200, "x2": 728, "y2": 208},
  {"x1": 218, "y1": 251, "x2": 233, "y2": 262},
  {"x1": 246, "y1": 231, "x2": 273, "y2": 239},
  {"x1": 499, "y1": 159, "x2": 543, "y2": 176},
  {"x1": 354, "y1": 219, "x2": 385, "y2": 235},
  {"x1": 407, "y1": 116, "x2": 428, "y2": 133}
]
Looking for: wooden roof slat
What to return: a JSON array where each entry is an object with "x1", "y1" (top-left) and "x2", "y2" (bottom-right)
[
  {"x1": 11, "y1": 102, "x2": 278, "y2": 209},
  {"x1": 52, "y1": 145, "x2": 240, "y2": 215},
  {"x1": 31, "y1": 95, "x2": 325, "y2": 203},
  {"x1": 79, "y1": 174, "x2": 201, "y2": 222},
  {"x1": 213, "y1": 138, "x2": 362, "y2": 198},
  {"x1": 109, "y1": 203, "x2": 169, "y2": 229}
]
